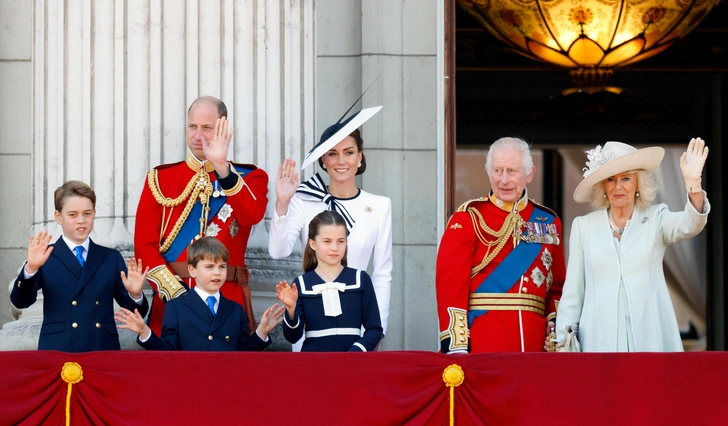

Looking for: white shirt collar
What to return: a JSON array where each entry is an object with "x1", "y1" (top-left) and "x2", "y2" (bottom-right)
[
  {"x1": 62, "y1": 236, "x2": 90, "y2": 254},
  {"x1": 193, "y1": 286, "x2": 220, "y2": 306}
]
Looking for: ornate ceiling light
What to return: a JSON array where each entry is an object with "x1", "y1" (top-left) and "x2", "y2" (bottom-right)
[{"x1": 459, "y1": 0, "x2": 720, "y2": 92}]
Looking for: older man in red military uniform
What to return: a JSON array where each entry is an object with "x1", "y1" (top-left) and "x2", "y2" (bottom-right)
[
  {"x1": 135, "y1": 96, "x2": 268, "y2": 335},
  {"x1": 436, "y1": 137, "x2": 565, "y2": 353}
]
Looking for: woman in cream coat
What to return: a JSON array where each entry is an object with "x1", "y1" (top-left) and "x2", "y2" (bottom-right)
[{"x1": 555, "y1": 138, "x2": 709, "y2": 352}]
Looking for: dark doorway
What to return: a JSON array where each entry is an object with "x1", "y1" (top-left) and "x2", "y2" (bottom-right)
[{"x1": 445, "y1": 2, "x2": 728, "y2": 349}]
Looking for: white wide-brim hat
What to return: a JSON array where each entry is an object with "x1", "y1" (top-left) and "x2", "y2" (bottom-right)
[
  {"x1": 573, "y1": 141, "x2": 665, "y2": 203},
  {"x1": 300, "y1": 106, "x2": 382, "y2": 170}
]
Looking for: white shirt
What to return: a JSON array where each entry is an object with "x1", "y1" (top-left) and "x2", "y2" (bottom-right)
[
  {"x1": 268, "y1": 189, "x2": 393, "y2": 335},
  {"x1": 63, "y1": 236, "x2": 90, "y2": 261},
  {"x1": 194, "y1": 286, "x2": 219, "y2": 314}
]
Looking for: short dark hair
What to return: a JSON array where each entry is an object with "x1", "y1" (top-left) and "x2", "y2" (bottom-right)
[
  {"x1": 187, "y1": 237, "x2": 229, "y2": 267},
  {"x1": 54, "y1": 180, "x2": 96, "y2": 212},
  {"x1": 302, "y1": 211, "x2": 348, "y2": 273},
  {"x1": 318, "y1": 128, "x2": 367, "y2": 175},
  {"x1": 188, "y1": 96, "x2": 228, "y2": 119}
]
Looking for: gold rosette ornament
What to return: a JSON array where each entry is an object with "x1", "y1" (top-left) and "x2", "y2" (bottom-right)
[
  {"x1": 442, "y1": 364, "x2": 465, "y2": 426},
  {"x1": 61, "y1": 362, "x2": 84, "y2": 426}
]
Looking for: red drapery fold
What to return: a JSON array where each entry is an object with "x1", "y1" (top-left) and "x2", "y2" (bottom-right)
[{"x1": 1, "y1": 351, "x2": 727, "y2": 425}]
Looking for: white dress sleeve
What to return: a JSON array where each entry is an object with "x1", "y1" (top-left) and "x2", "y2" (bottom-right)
[
  {"x1": 370, "y1": 197, "x2": 393, "y2": 335},
  {"x1": 658, "y1": 191, "x2": 710, "y2": 246},
  {"x1": 555, "y1": 216, "x2": 586, "y2": 344},
  {"x1": 268, "y1": 195, "x2": 307, "y2": 259}
]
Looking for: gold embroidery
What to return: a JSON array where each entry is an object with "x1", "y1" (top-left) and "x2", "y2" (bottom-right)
[
  {"x1": 446, "y1": 308, "x2": 469, "y2": 351},
  {"x1": 450, "y1": 223, "x2": 463, "y2": 230},
  {"x1": 147, "y1": 265, "x2": 187, "y2": 301},
  {"x1": 146, "y1": 161, "x2": 214, "y2": 253}
]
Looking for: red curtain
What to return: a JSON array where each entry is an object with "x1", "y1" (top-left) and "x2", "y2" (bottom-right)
[{"x1": 1, "y1": 351, "x2": 727, "y2": 425}]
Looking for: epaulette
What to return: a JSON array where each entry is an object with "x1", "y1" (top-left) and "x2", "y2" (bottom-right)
[
  {"x1": 231, "y1": 162, "x2": 258, "y2": 175},
  {"x1": 456, "y1": 196, "x2": 489, "y2": 213},
  {"x1": 153, "y1": 160, "x2": 186, "y2": 171},
  {"x1": 529, "y1": 199, "x2": 560, "y2": 218}
]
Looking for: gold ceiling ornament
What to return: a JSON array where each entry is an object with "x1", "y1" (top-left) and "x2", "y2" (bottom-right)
[{"x1": 459, "y1": 0, "x2": 720, "y2": 92}]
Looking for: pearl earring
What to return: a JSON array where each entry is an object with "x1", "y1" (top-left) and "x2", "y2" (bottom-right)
[
  {"x1": 322, "y1": 164, "x2": 326, "y2": 169},
  {"x1": 636, "y1": 191, "x2": 640, "y2": 197},
  {"x1": 357, "y1": 162, "x2": 362, "y2": 168},
  {"x1": 603, "y1": 194, "x2": 607, "y2": 198}
]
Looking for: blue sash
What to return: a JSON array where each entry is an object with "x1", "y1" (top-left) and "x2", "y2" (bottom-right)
[
  {"x1": 162, "y1": 165, "x2": 252, "y2": 262},
  {"x1": 467, "y1": 205, "x2": 554, "y2": 326}
]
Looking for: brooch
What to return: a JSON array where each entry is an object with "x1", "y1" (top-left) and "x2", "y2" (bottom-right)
[
  {"x1": 365, "y1": 206, "x2": 373, "y2": 213},
  {"x1": 450, "y1": 223, "x2": 463, "y2": 230}
]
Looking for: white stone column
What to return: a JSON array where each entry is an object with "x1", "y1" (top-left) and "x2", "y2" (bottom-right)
[
  {"x1": 316, "y1": 0, "x2": 441, "y2": 350},
  {"x1": 3, "y1": 0, "x2": 315, "y2": 349},
  {"x1": 31, "y1": 0, "x2": 315, "y2": 250}
]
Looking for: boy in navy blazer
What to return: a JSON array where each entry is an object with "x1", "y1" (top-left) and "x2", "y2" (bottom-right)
[
  {"x1": 116, "y1": 237, "x2": 284, "y2": 351},
  {"x1": 10, "y1": 181, "x2": 149, "y2": 352}
]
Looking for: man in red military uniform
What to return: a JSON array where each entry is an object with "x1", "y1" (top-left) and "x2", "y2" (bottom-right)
[
  {"x1": 135, "y1": 96, "x2": 268, "y2": 336},
  {"x1": 436, "y1": 137, "x2": 564, "y2": 353}
]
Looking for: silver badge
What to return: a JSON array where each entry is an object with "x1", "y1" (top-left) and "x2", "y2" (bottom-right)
[{"x1": 217, "y1": 203, "x2": 233, "y2": 223}]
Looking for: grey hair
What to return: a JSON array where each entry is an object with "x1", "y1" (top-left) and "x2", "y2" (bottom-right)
[
  {"x1": 485, "y1": 137, "x2": 534, "y2": 174},
  {"x1": 590, "y1": 170, "x2": 659, "y2": 210}
]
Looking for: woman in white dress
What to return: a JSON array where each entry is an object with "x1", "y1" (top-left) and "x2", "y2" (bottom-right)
[
  {"x1": 269, "y1": 108, "x2": 392, "y2": 351},
  {"x1": 555, "y1": 138, "x2": 709, "y2": 352}
]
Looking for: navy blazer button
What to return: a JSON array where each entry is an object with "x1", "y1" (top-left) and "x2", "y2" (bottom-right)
[
  {"x1": 72, "y1": 323, "x2": 78, "y2": 328},
  {"x1": 72, "y1": 301, "x2": 77, "y2": 306},
  {"x1": 208, "y1": 335, "x2": 213, "y2": 341},
  {"x1": 96, "y1": 323, "x2": 101, "y2": 328}
]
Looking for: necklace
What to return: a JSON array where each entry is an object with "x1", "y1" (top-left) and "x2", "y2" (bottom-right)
[{"x1": 608, "y1": 209, "x2": 625, "y2": 238}]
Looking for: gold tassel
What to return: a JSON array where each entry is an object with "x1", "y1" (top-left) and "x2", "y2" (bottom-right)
[
  {"x1": 442, "y1": 364, "x2": 465, "y2": 426},
  {"x1": 61, "y1": 362, "x2": 83, "y2": 426}
]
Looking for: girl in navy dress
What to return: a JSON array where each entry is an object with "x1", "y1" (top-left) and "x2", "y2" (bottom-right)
[{"x1": 275, "y1": 210, "x2": 383, "y2": 352}]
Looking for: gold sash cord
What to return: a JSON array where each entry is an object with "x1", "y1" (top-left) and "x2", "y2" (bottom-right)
[
  {"x1": 442, "y1": 364, "x2": 464, "y2": 426},
  {"x1": 61, "y1": 362, "x2": 83, "y2": 426},
  {"x1": 469, "y1": 293, "x2": 546, "y2": 316}
]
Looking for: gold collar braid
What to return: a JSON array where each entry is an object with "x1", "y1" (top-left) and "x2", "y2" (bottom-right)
[
  {"x1": 186, "y1": 153, "x2": 215, "y2": 173},
  {"x1": 489, "y1": 190, "x2": 529, "y2": 213}
]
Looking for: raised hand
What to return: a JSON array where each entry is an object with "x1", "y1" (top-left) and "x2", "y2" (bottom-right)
[
  {"x1": 121, "y1": 258, "x2": 149, "y2": 300},
  {"x1": 275, "y1": 158, "x2": 299, "y2": 216},
  {"x1": 115, "y1": 307, "x2": 151, "y2": 339},
  {"x1": 26, "y1": 231, "x2": 54, "y2": 274},
  {"x1": 275, "y1": 280, "x2": 298, "y2": 310},
  {"x1": 202, "y1": 116, "x2": 235, "y2": 176},
  {"x1": 680, "y1": 137, "x2": 709, "y2": 193},
  {"x1": 257, "y1": 303, "x2": 286, "y2": 336}
]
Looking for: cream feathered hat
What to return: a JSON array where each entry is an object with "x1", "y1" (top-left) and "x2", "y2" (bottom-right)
[{"x1": 573, "y1": 141, "x2": 665, "y2": 203}]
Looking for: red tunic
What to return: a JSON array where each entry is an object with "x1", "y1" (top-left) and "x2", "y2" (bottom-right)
[
  {"x1": 135, "y1": 155, "x2": 268, "y2": 335},
  {"x1": 436, "y1": 194, "x2": 565, "y2": 353}
]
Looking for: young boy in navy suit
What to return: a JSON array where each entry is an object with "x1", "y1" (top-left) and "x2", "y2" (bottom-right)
[
  {"x1": 116, "y1": 237, "x2": 285, "y2": 351},
  {"x1": 10, "y1": 180, "x2": 149, "y2": 352}
]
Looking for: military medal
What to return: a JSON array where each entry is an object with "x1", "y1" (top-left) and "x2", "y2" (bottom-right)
[
  {"x1": 229, "y1": 218, "x2": 239, "y2": 238},
  {"x1": 217, "y1": 203, "x2": 233, "y2": 223},
  {"x1": 205, "y1": 223, "x2": 221, "y2": 237},
  {"x1": 212, "y1": 180, "x2": 222, "y2": 198}
]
